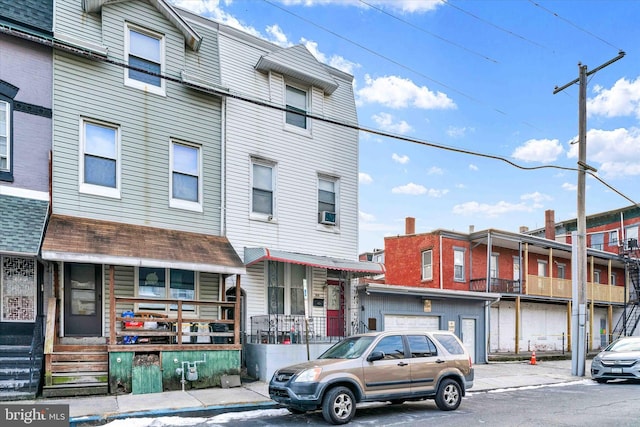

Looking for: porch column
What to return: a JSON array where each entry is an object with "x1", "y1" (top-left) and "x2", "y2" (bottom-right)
[
  {"x1": 589, "y1": 301, "x2": 594, "y2": 351},
  {"x1": 234, "y1": 274, "x2": 241, "y2": 344},
  {"x1": 567, "y1": 301, "x2": 572, "y2": 352},
  {"x1": 549, "y1": 248, "x2": 553, "y2": 298},
  {"x1": 515, "y1": 296, "x2": 520, "y2": 354},
  {"x1": 109, "y1": 265, "x2": 115, "y2": 345}
]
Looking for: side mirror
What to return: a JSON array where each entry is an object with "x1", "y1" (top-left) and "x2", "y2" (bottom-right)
[{"x1": 367, "y1": 351, "x2": 385, "y2": 362}]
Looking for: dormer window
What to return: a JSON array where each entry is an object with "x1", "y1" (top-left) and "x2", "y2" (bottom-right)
[
  {"x1": 125, "y1": 24, "x2": 165, "y2": 95},
  {"x1": 285, "y1": 84, "x2": 307, "y2": 129}
]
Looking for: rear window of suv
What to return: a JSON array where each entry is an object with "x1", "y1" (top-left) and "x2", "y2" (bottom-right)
[{"x1": 433, "y1": 333, "x2": 465, "y2": 355}]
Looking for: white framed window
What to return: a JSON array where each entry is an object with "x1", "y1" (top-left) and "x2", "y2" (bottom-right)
[
  {"x1": 318, "y1": 175, "x2": 338, "y2": 226},
  {"x1": 125, "y1": 23, "x2": 165, "y2": 95},
  {"x1": 267, "y1": 261, "x2": 307, "y2": 315},
  {"x1": 593, "y1": 270, "x2": 601, "y2": 284},
  {"x1": 590, "y1": 232, "x2": 604, "y2": 250},
  {"x1": 557, "y1": 263, "x2": 566, "y2": 280},
  {"x1": 611, "y1": 273, "x2": 616, "y2": 286},
  {"x1": 79, "y1": 118, "x2": 121, "y2": 198},
  {"x1": 537, "y1": 260, "x2": 547, "y2": 276},
  {"x1": 454, "y1": 248, "x2": 465, "y2": 281},
  {"x1": 0, "y1": 99, "x2": 10, "y2": 178},
  {"x1": 421, "y1": 250, "x2": 433, "y2": 281},
  {"x1": 625, "y1": 225, "x2": 638, "y2": 249},
  {"x1": 609, "y1": 230, "x2": 619, "y2": 246},
  {"x1": 170, "y1": 140, "x2": 202, "y2": 211},
  {"x1": 136, "y1": 267, "x2": 197, "y2": 315},
  {"x1": 285, "y1": 84, "x2": 308, "y2": 130},
  {"x1": 251, "y1": 158, "x2": 275, "y2": 219},
  {"x1": 490, "y1": 254, "x2": 498, "y2": 278}
]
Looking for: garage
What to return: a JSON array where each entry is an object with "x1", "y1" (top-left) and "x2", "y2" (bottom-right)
[{"x1": 384, "y1": 314, "x2": 440, "y2": 332}]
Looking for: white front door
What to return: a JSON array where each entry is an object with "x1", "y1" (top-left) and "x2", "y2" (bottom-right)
[{"x1": 462, "y1": 318, "x2": 476, "y2": 363}]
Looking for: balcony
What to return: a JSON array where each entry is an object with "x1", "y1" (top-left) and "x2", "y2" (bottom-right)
[
  {"x1": 470, "y1": 276, "x2": 625, "y2": 303},
  {"x1": 470, "y1": 278, "x2": 521, "y2": 294},
  {"x1": 249, "y1": 314, "x2": 345, "y2": 344}
]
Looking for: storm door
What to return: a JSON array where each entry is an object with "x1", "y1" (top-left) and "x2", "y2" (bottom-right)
[{"x1": 64, "y1": 263, "x2": 102, "y2": 336}]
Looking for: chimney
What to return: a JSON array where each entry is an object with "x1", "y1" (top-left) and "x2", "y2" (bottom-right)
[
  {"x1": 405, "y1": 217, "x2": 415, "y2": 235},
  {"x1": 468, "y1": 225, "x2": 475, "y2": 233},
  {"x1": 545, "y1": 209, "x2": 555, "y2": 241},
  {"x1": 519, "y1": 226, "x2": 529, "y2": 233}
]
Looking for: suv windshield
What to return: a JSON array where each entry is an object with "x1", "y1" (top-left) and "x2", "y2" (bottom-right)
[{"x1": 319, "y1": 336, "x2": 375, "y2": 359}]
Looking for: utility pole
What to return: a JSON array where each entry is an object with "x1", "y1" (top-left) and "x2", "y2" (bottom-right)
[{"x1": 554, "y1": 51, "x2": 624, "y2": 376}]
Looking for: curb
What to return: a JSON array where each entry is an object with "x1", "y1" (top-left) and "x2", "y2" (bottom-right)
[{"x1": 70, "y1": 401, "x2": 279, "y2": 427}]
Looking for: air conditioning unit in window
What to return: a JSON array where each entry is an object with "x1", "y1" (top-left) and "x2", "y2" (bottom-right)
[{"x1": 320, "y1": 211, "x2": 336, "y2": 225}]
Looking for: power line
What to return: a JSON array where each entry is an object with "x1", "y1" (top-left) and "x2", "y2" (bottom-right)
[
  {"x1": 260, "y1": 0, "x2": 542, "y2": 131},
  {"x1": 4, "y1": 21, "x2": 636, "y2": 208},
  {"x1": 442, "y1": 0, "x2": 550, "y2": 51},
  {"x1": 358, "y1": 0, "x2": 499, "y2": 64},
  {"x1": 527, "y1": 0, "x2": 622, "y2": 51}
]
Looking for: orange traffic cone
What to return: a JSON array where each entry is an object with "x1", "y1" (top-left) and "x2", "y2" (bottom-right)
[{"x1": 530, "y1": 350, "x2": 537, "y2": 365}]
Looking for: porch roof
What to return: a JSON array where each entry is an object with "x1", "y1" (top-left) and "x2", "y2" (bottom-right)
[
  {"x1": 41, "y1": 215, "x2": 245, "y2": 275},
  {"x1": 0, "y1": 194, "x2": 49, "y2": 256},
  {"x1": 244, "y1": 247, "x2": 385, "y2": 275},
  {"x1": 359, "y1": 282, "x2": 502, "y2": 302}
]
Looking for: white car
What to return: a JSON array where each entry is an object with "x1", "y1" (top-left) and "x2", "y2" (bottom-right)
[{"x1": 591, "y1": 336, "x2": 640, "y2": 383}]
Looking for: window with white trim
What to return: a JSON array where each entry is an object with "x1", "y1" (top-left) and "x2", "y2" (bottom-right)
[
  {"x1": 593, "y1": 270, "x2": 601, "y2": 284},
  {"x1": 318, "y1": 176, "x2": 338, "y2": 226},
  {"x1": 609, "y1": 230, "x2": 619, "y2": 247},
  {"x1": 285, "y1": 84, "x2": 307, "y2": 129},
  {"x1": 422, "y1": 250, "x2": 432, "y2": 281},
  {"x1": 80, "y1": 119, "x2": 120, "y2": 198},
  {"x1": 125, "y1": 24, "x2": 165, "y2": 95},
  {"x1": 611, "y1": 272, "x2": 616, "y2": 286},
  {"x1": 557, "y1": 263, "x2": 566, "y2": 280},
  {"x1": 0, "y1": 99, "x2": 10, "y2": 179},
  {"x1": 170, "y1": 141, "x2": 202, "y2": 211},
  {"x1": 267, "y1": 261, "x2": 307, "y2": 315},
  {"x1": 590, "y1": 232, "x2": 604, "y2": 250},
  {"x1": 454, "y1": 248, "x2": 465, "y2": 281},
  {"x1": 251, "y1": 159, "x2": 275, "y2": 217},
  {"x1": 137, "y1": 267, "x2": 196, "y2": 314}
]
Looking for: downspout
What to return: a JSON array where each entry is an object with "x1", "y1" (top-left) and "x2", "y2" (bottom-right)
[
  {"x1": 439, "y1": 233, "x2": 443, "y2": 289},
  {"x1": 486, "y1": 232, "x2": 492, "y2": 292},
  {"x1": 220, "y1": 96, "x2": 227, "y2": 235}
]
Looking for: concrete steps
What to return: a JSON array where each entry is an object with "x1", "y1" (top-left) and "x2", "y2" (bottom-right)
[{"x1": 0, "y1": 338, "x2": 42, "y2": 401}]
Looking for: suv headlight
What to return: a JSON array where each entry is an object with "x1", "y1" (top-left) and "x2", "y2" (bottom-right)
[{"x1": 293, "y1": 367, "x2": 322, "y2": 383}]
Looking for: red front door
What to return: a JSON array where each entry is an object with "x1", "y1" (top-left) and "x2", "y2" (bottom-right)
[{"x1": 326, "y1": 281, "x2": 344, "y2": 337}]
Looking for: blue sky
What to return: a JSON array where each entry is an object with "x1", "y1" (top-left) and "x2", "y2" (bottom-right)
[{"x1": 172, "y1": 0, "x2": 640, "y2": 253}]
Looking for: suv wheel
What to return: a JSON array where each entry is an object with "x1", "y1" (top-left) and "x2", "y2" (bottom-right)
[
  {"x1": 435, "y1": 378, "x2": 461, "y2": 411},
  {"x1": 322, "y1": 386, "x2": 356, "y2": 425}
]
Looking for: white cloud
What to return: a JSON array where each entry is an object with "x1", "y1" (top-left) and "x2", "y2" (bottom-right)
[
  {"x1": 392, "y1": 153, "x2": 410, "y2": 164},
  {"x1": 279, "y1": 0, "x2": 444, "y2": 13},
  {"x1": 447, "y1": 126, "x2": 473, "y2": 138},
  {"x1": 562, "y1": 182, "x2": 577, "y2": 191},
  {"x1": 567, "y1": 127, "x2": 640, "y2": 178},
  {"x1": 359, "y1": 211, "x2": 376, "y2": 222},
  {"x1": 452, "y1": 201, "x2": 534, "y2": 217},
  {"x1": 427, "y1": 166, "x2": 444, "y2": 175},
  {"x1": 520, "y1": 192, "x2": 552, "y2": 205},
  {"x1": 301, "y1": 38, "x2": 359, "y2": 74},
  {"x1": 171, "y1": 0, "x2": 263, "y2": 38},
  {"x1": 373, "y1": 113, "x2": 413, "y2": 134},
  {"x1": 588, "y1": 76, "x2": 640, "y2": 119},
  {"x1": 512, "y1": 138, "x2": 563, "y2": 163},
  {"x1": 359, "y1": 172, "x2": 373, "y2": 184},
  {"x1": 266, "y1": 24, "x2": 291, "y2": 47},
  {"x1": 392, "y1": 183, "x2": 449, "y2": 197},
  {"x1": 469, "y1": 164, "x2": 479, "y2": 171},
  {"x1": 358, "y1": 75, "x2": 456, "y2": 110}
]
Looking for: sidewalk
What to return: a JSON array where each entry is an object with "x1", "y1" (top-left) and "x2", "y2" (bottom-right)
[{"x1": 32, "y1": 359, "x2": 591, "y2": 426}]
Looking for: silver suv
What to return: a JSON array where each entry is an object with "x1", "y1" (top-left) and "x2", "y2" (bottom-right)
[{"x1": 269, "y1": 330, "x2": 474, "y2": 424}]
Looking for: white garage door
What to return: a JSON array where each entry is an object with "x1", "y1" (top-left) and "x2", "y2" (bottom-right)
[{"x1": 384, "y1": 315, "x2": 440, "y2": 332}]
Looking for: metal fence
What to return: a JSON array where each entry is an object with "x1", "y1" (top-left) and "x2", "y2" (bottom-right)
[{"x1": 250, "y1": 315, "x2": 345, "y2": 344}]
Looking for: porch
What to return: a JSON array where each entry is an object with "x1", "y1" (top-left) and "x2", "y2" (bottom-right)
[{"x1": 470, "y1": 275, "x2": 625, "y2": 303}]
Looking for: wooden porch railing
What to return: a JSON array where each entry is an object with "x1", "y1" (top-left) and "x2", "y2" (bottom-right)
[
  {"x1": 470, "y1": 276, "x2": 625, "y2": 303},
  {"x1": 109, "y1": 296, "x2": 240, "y2": 351}
]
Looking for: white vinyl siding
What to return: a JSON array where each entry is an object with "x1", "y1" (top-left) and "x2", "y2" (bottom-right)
[
  {"x1": 79, "y1": 118, "x2": 121, "y2": 199},
  {"x1": 125, "y1": 23, "x2": 165, "y2": 95},
  {"x1": 421, "y1": 250, "x2": 432, "y2": 281},
  {"x1": 219, "y1": 31, "x2": 358, "y2": 259}
]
